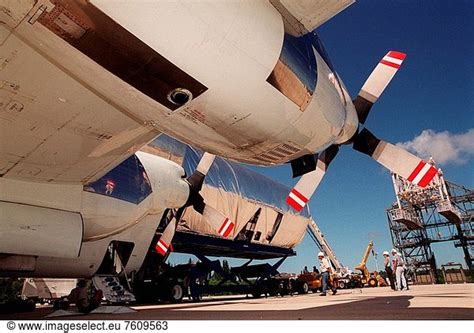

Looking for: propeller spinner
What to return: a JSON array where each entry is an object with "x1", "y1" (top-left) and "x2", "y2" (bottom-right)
[{"x1": 155, "y1": 152, "x2": 234, "y2": 256}]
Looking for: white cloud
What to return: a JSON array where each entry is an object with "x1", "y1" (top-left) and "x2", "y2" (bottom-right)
[{"x1": 397, "y1": 129, "x2": 474, "y2": 165}]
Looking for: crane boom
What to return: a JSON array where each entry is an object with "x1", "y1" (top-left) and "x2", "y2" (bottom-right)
[
  {"x1": 355, "y1": 240, "x2": 373, "y2": 270},
  {"x1": 307, "y1": 219, "x2": 346, "y2": 273}
]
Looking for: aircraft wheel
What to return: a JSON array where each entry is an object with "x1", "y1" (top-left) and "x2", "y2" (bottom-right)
[
  {"x1": 168, "y1": 283, "x2": 184, "y2": 303},
  {"x1": 251, "y1": 286, "x2": 263, "y2": 298},
  {"x1": 251, "y1": 291, "x2": 262, "y2": 298}
]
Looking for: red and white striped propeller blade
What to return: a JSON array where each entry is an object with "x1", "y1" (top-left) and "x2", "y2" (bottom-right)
[
  {"x1": 155, "y1": 218, "x2": 176, "y2": 256},
  {"x1": 287, "y1": 169, "x2": 324, "y2": 212},
  {"x1": 353, "y1": 128, "x2": 438, "y2": 187},
  {"x1": 354, "y1": 50, "x2": 406, "y2": 124},
  {"x1": 287, "y1": 146, "x2": 339, "y2": 212},
  {"x1": 202, "y1": 205, "x2": 235, "y2": 238}
]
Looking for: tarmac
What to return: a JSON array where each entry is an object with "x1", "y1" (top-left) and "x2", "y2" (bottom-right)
[{"x1": 2, "y1": 284, "x2": 473, "y2": 320}]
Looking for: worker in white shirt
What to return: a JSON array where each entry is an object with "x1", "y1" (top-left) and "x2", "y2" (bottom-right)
[
  {"x1": 383, "y1": 251, "x2": 396, "y2": 290},
  {"x1": 391, "y1": 249, "x2": 407, "y2": 291},
  {"x1": 318, "y1": 252, "x2": 337, "y2": 296}
]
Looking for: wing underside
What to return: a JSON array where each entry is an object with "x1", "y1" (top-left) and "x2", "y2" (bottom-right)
[
  {"x1": 0, "y1": 27, "x2": 160, "y2": 184},
  {"x1": 0, "y1": 1, "x2": 168, "y2": 184},
  {"x1": 270, "y1": 0, "x2": 354, "y2": 36}
]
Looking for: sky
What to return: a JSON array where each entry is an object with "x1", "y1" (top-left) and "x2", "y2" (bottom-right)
[{"x1": 170, "y1": 0, "x2": 474, "y2": 273}]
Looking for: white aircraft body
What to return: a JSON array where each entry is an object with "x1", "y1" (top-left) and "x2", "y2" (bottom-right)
[{"x1": 0, "y1": 1, "x2": 438, "y2": 278}]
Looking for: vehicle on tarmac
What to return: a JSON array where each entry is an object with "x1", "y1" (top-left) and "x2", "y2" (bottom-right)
[{"x1": 295, "y1": 272, "x2": 322, "y2": 294}]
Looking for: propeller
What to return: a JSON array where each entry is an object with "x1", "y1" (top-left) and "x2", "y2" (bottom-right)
[
  {"x1": 154, "y1": 152, "x2": 234, "y2": 256},
  {"x1": 352, "y1": 128, "x2": 437, "y2": 188},
  {"x1": 287, "y1": 145, "x2": 339, "y2": 212},
  {"x1": 287, "y1": 50, "x2": 438, "y2": 212}
]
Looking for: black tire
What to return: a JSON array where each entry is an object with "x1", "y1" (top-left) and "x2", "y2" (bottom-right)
[
  {"x1": 337, "y1": 280, "x2": 346, "y2": 289},
  {"x1": 251, "y1": 286, "x2": 264, "y2": 298},
  {"x1": 368, "y1": 278, "x2": 378, "y2": 288},
  {"x1": 168, "y1": 283, "x2": 184, "y2": 303},
  {"x1": 299, "y1": 282, "x2": 309, "y2": 294}
]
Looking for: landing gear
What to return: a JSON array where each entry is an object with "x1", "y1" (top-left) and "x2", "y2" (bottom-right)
[{"x1": 167, "y1": 282, "x2": 184, "y2": 303}]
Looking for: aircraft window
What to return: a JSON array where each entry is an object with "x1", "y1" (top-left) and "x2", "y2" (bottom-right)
[
  {"x1": 84, "y1": 155, "x2": 152, "y2": 204},
  {"x1": 267, "y1": 33, "x2": 317, "y2": 111}
]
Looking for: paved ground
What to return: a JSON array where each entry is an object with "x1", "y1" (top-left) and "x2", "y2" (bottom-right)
[{"x1": 2, "y1": 284, "x2": 473, "y2": 320}]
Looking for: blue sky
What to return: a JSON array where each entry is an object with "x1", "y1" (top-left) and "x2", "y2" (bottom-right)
[{"x1": 170, "y1": 0, "x2": 473, "y2": 273}]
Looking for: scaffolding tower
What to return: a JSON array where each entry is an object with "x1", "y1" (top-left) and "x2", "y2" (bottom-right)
[{"x1": 387, "y1": 161, "x2": 473, "y2": 283}]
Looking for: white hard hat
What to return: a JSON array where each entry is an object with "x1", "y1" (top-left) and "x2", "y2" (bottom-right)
[
  {"x1": 317, "y1": 252, "x2": 324, "y2": 257},
  {"x1": 391, "y1": 248, "x2": 397, "y2": 253},
  {"x1": 383, "y1": 251, "x2": 389, "y2": 256}
]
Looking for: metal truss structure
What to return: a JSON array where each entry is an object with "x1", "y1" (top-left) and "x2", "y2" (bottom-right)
[{"x1": 387, "y1": 161, "x2": 473, "y2": 282}]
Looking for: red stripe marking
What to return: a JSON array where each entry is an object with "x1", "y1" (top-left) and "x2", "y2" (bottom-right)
[
  {"x1": 218, "y1": 218, "x2": 229, "y2": 235},
  {"x1": 155, "y1": 245, "x2": 165, "y2": 256},
  {"x1": 155, "y1": 239, "x2": 169, "y2": 256},
  {"x1": 380, "y1": 59, "x2": 400, "y2": 69},
  {"x1": 291, "y1": 188, "x2": 309, "y2": 203},
  {"x1": 286, "y1": 195, "x2": 303, "y2": 212},
  {"x1": 417, "y1": 165, "x2": 437, "y2": 187},
  {"x1": 407, "y1": 161, "x2": 426, "y2": 182},
  {"x1": 222, "y1": 222, "x2": 234, "y2": 238},
  {"x1": 387, "y1": 51, "x2": 406, "y2": 60},
  {"x1": 159, "y1": 239, "x2": 169, "y2": 248}
]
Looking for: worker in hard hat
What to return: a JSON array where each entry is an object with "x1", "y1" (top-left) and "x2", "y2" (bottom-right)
[
  {"x1": 383, "y1": 251, "x2": 396, "y2": 290},
  {"x1": 317, "y1": 252, "x2": 337, "y2": 296},
  {"x1": 391, "y1": 249, "x2": 407, "y2": 291}
]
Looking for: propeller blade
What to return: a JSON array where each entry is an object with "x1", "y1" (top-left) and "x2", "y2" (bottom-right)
[
  {"x1": 353, "y1": 128, "x2": 438, "y2": 187},
  {"x1": 155, "y1": 218, "x2": 176, "y2": 256},
  {"x1": 187, "y1": 152, "x2": 216, "y2": 191},
  {"x1": 202, "y1": 204, "x2": 235, "y2": 238},
  {"x1": 354, "y1": 51, "x2": 406, "y2": 124},
  {"x1": 155, "y1": 152, "x2": 230, "y2": 254},
  {"x1": 287, "y1": 145, "x2": 339, "y2": 212},
  {"x1": 196, "y1": 152, "x2": 216, "y2": 176}
]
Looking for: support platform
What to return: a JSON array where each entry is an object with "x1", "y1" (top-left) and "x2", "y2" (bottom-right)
[{"x1": 172, "y1": 230, "x2": 296, "y2": 259}]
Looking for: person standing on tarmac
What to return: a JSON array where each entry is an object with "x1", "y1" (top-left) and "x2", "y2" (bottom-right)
[
  {"x1": 392, "y1": 249, "x2": 407, "y2": 291},
  {"x1": 318, "y1": 252, "x2": 337, "y2": 296},
  {"x1": 383, "y1": 251, "x2": 396, "y2": 290}
]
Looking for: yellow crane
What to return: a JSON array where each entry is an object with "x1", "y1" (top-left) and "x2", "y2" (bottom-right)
[{"x1": 354, "y1": 241, "x2": 387, "y2": 287}]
